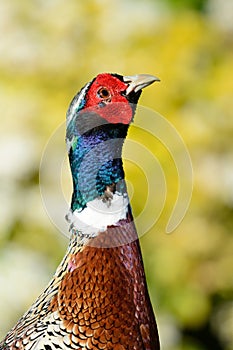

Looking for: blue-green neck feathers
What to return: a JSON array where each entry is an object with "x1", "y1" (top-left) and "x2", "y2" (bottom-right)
[{"x1": 67, "y1": 112, "x2": 129, "y2": 211}]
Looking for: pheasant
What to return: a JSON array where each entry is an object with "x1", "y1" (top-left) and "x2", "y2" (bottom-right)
[{"x1": 1, "y1": 73, "x2": 160, "y2": 350}]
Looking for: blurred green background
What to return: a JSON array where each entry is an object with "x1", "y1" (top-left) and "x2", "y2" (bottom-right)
[{"x1": 0, "y1": 0, "x2": 233, "y2": 349}]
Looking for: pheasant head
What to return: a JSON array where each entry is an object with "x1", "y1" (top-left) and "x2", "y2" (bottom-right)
[{"x1": 66, "y1": 73, "x2": 159, "y2": 239}]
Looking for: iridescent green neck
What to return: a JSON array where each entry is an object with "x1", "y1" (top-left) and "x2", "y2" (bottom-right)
[{"x1": 67, "y1": 119, "x2": 129, "y2": 211}]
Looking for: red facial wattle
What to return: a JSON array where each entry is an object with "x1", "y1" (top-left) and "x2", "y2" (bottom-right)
[{"x1": 84, "y1": 73, "x2": 133, "y2": 124}]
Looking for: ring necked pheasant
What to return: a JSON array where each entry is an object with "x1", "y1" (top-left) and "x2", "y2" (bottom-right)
[{"x1": 1, "y1": 73, "x2": 160, "y2": 350}]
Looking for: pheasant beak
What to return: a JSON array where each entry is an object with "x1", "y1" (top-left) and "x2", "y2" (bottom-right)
[{"x1": 123, "y1": 74, "x2": 160, "y2": 95}]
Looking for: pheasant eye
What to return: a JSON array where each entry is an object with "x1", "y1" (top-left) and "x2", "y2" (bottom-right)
[{"x1": 97, "y1": 87, "x2": 111, "y2": 99}]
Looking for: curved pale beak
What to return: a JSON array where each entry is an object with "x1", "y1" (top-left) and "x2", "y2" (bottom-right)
[{"x1": 123, "y1": 74, "x2": 160, "y2": 95}]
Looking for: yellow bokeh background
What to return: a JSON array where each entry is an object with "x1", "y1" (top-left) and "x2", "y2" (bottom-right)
[{"x1": 0, "y1": 1, "x2": 233, "y2": 349}]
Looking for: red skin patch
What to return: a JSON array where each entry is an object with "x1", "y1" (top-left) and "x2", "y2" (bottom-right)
[{"x1": 84, "y1": 73, "x2": 133, "y2": 124}]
